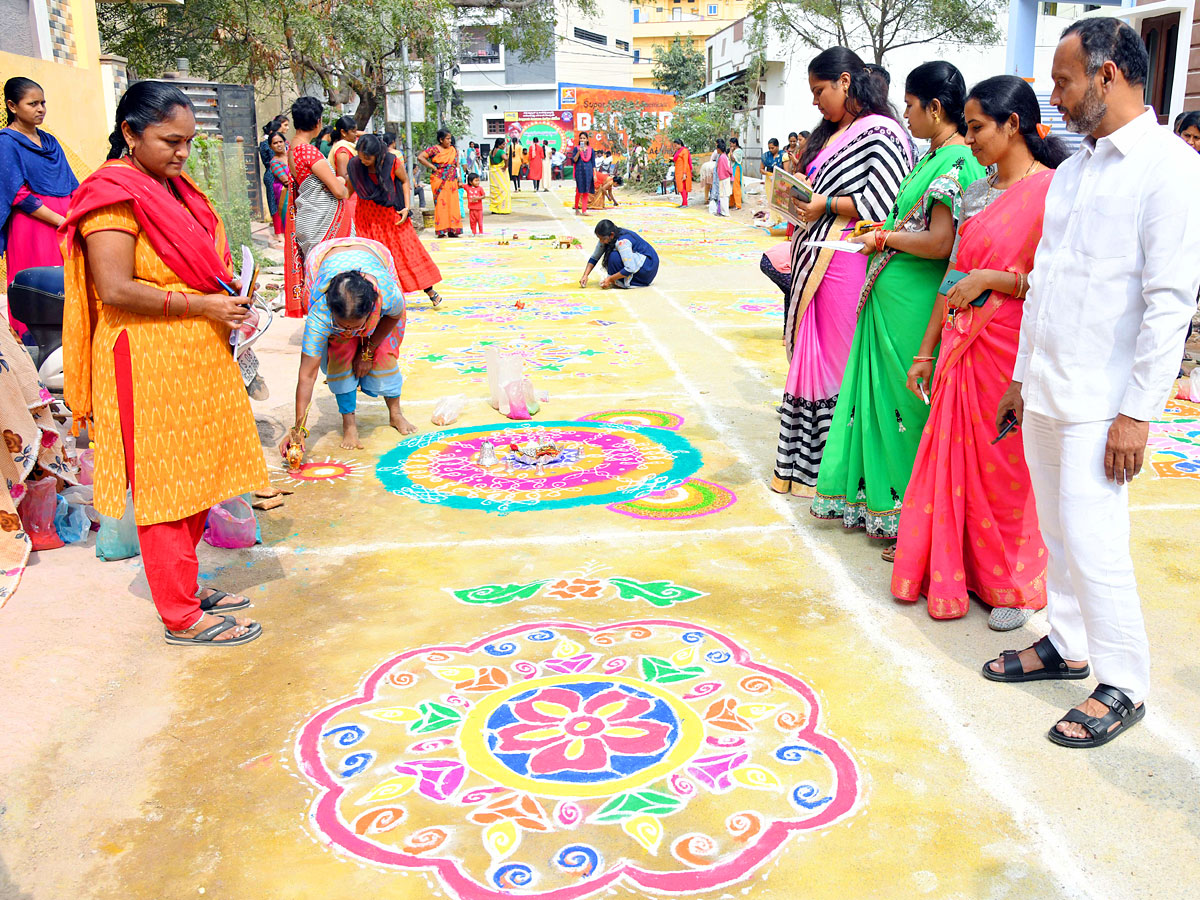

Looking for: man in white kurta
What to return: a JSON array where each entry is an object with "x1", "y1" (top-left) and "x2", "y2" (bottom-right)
[{"x1": 988, "y1": 18, "x2": 1200, "y2": 747}]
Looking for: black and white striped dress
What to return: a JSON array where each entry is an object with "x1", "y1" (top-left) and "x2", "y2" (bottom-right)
[{"x1": 773, "y1": 115, "x2": 912, "y2": 494}]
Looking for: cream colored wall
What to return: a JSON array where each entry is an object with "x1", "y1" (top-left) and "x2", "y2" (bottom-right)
[
  {"x1": 631, "y1": 0, "x2": 748, "y2": 24},
  {"x1": 631, "y1": 31, "x2": 710, "y2": 89},
  {"x1": 0, "y1": 0, "x2": 110, "y2": 169}
]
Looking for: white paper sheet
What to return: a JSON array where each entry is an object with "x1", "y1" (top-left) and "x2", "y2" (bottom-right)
[{"x1": 802, "y1": 240, "x2": 864, "y2": 254}]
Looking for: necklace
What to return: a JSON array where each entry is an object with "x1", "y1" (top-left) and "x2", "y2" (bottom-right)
[{"x1": 928, "y1": 128, "x2": 960, "y2": 153}]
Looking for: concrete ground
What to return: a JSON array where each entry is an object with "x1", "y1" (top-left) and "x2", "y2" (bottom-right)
[{"x1": 1, "y1": 184, "x2": 1199, "y2": 900}]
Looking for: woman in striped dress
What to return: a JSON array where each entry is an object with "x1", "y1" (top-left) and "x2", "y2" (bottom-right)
[
  {"x1": 348, "y1": 134, "x2": 444, "y2": 307},
  {"x1": 771, "y1": 47, "x2": 913, "y2": 497}
]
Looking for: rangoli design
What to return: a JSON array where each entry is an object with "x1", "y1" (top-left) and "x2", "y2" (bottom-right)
[
  {"x1": 576, "y1": 409, "x2": 683, "y2": 431},
  {"x1": 447, "y1": 573, "x2": 705, "y2": 609},
  {"x1": 608, "y1": 478, "x2": 736, "y2": 521},
  {"x1": 1148, "y1": 399, "x2": 1200, "y2": 479},
  {"x1": 296, "y1": 619, "x2": 860, "y2": 899},
  {"x1": 271, "y1": 457, "x2": 367, "y2": 487},
  {"x1": 376, "y1": 421, "x2": 702, "y2": 515},
  {"x1": 407, "y1": 337, "x2": 638, "y2": 378}
]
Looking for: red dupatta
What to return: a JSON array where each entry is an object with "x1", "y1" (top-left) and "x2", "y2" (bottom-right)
[
  {"x1": 59, "y1": 159, "x2": 233, "y2": 421},
  {"x1": 933, "y1": 169, "x2": 1053, "y2": 391}
]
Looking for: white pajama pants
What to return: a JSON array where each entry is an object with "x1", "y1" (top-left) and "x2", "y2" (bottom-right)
[{"x1": 1021, "y1": 411, "x2": 1150, "y2": 703}]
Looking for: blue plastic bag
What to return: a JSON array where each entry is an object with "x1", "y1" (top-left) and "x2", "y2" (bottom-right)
[
  {"x1": 96, "y1": 491, "x2": 140, "y2": 561},
  {"x1": 53, "y1": 494, "x2": 91, "y2": 545}
]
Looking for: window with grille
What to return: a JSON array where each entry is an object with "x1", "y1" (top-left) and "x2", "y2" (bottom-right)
[
  {"x1": 616, "y1": 39, "x2": 630, "y2": 50},
  {"x1": 573, "y1": 27, "x2": 607, "y2": 45},
  {"x1": 486, "y1": 118, "x2": 506, "y2": 135},
  {"x1": 460, "y1": 27, "x2": 500, "y2": 64}
]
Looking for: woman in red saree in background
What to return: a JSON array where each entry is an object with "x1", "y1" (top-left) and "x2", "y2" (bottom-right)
[
  {"x1": 893, "y1": 76, "x2": 1070, "y2": 630},
  {"x1": 284, "y1": 96, "x2": 351, "y2": 317},
  {"x1": 418, "y1": 130, "x2": 462, "y2": 238},
  {"x1": 267, "y1": 131, "x2": 289, "y2": 248},
  {"x1": 672, "y1": 138, "x2": 692, "y2": 207}
]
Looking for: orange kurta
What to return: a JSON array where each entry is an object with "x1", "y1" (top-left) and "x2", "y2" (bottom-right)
[{"x1": 76, "y1": 203, "x2": 267, "y2": 525}]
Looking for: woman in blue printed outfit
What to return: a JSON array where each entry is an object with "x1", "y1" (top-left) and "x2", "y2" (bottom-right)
[
  {"x1": 578, "y1": 219, "x2": 660, "y2": 290},
  {"x1": 286, "y1": 237, "x2": 414, "y2": 452}
]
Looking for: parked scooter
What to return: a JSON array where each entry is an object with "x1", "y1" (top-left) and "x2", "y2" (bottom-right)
[{"x1": 6, "y1": 266, "x2": 65, "y2": 395}]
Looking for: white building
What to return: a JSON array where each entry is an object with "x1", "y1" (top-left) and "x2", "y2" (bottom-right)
[
  {"x1": 458, "y1": 0, "x2": 634, "y2": 145},
  {"x1": 701, "y1": 3, "x2": 1116, "y2": 174}
]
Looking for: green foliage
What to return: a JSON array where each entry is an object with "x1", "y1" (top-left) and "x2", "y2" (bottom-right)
[
  {"x1": 667, "y1": 96, "x2": 739, "y2": 156},
  {"x1": 749, "y1": 0, "x2": 1002, "y2": 64},
  {"x1": 99, "y1": 0, "x2": 593, "y2": 130},
  {"x1": 186, "y1": 134, "x2": 254, "y2": 254},
  {"x1": 651, "y1": 37, "x2": 707, "y2": 99},
  {"x1": 593, "y1": 99, "x2": 661, "y2": 183}
]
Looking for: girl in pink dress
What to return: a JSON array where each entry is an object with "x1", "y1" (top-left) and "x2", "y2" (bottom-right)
[{"x1": 1, "y1": 78, "x2": 79, "y2": 333}]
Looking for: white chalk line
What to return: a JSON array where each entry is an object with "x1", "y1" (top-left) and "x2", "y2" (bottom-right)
[
  {"x1": 537, "y1": 193, "x2": 1099, "y2": 899},
  {"x1": 253, "y1": 523, "x2": 792, "y2": 559}
]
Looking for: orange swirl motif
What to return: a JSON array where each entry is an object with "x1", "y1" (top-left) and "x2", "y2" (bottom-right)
[
  {"x1": 402, "y1": 827, "x2": 449, "y2": 855},
  {"x1": 353, "y1": 806, "x2": 406, "y2": 835}
]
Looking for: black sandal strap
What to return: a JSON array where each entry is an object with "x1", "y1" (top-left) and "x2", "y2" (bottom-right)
[
  {"x1": 1031, "y1": 635, "x2": 1068, "y2": 673},
  {"x1": 1000, "y1": 650, "x2": 1024, "y2": 678},
  {"x1": 1057, "y1": 707, "x2": 1117, "y2": 739},
  {"x1": 199, "y1": 590, "x2": 229, "y2": 611},
  {"x1": 191, "y1": 615, "x2": 238, "y2": 642},
  {"x1": 1091, "y1": 683, "x2": 1136, "y2": 720}
]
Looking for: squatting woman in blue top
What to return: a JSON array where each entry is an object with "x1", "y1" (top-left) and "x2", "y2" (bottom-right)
[{"x1": 578, "y1": 219, "x2": 659, "y2": 290}]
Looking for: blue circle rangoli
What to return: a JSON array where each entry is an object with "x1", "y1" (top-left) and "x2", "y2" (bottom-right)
[{"x1": 375, "y1": 420, "x2": 702, "y2": 514}]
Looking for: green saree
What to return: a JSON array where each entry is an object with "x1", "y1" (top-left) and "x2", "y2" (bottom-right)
[{"x1": 811, "y1": 144, "x2": 984, "y2": 539}]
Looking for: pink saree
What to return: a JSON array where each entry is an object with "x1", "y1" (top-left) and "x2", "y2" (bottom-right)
[{"x1": 892, "y1": 170, "x2": 1053, "y2": 619}]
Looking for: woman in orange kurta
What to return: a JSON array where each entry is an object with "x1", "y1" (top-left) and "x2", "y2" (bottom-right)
[
  {"x1": 61, "y1": 82, "x2": 267, "y2": 646},
  {"x1": 417, "y1": 130, "x2": 462, "y2": 237},
  {"x1": 672, "y1": 139, "x2": 693, "y2": 208}
]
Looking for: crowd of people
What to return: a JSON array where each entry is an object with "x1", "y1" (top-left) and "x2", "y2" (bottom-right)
[
  {"x1": 763, "y1": 19, "x2": 1200, "y2": 748},
  {"x1": 2, "y1": 14, "x2": 1199, "y2": 749}
]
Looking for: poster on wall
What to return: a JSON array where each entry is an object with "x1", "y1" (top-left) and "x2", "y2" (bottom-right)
[
  {"x1": 557, "y1": 83, "x2": 675, "y2": 151},
  {"x1": 503, "y1": 110, "x2": 575, "y2": 153}
]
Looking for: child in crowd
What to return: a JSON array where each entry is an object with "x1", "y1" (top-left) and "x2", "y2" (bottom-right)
[{"x1": 466, "y1": 173, "x2": 485, "y2": 235}]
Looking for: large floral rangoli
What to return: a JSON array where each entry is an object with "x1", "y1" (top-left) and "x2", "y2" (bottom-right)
[
  {"x1": 296, "y1": 620, "x2": 859, "y2": 899},
  {"x1": 376, "y1": 421, "x2": 702, "y2": 515},
  {"x1": 1147, "y1": 399, "x2": 1200, "y2": 479}
]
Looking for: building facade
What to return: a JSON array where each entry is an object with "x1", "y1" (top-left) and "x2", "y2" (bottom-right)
[
  {"x1": 629, "y1": 0, "x2": 750, "y2": 88},
  {"x1": 0, "y1": 0, "x2": 113, "y2": 167},
  {"x1": 458, "y1": 0, "x2": 634, "y2": 145}
]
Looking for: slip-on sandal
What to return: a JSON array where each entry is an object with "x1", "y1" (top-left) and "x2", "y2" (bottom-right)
[
  {"x1": 1047, "y1": 684, "x2": 1145, "y2": 749},
  {"x1": 164, "y1": 615, "x2": 262, "y2": 647},
  {"x1": 198, "y1": 589, "x2": 251, "y2": 614},
  {"x1": 981, "y1": 635, "x2": 1090, "y2": 683}
]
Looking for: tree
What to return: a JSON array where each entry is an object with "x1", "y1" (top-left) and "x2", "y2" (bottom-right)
[
  {"x1": 651, "y1": 36, "x2": 706, "y2": 99},
  {"x1": 667, "y1": 95, "x2": 739, "y2": 156},
  {"x1": 592, "y1": 98, "x2": 662, "y2": 184},
  {"x1": 99, "y1": 0, "x2": 590, "y2": 128},
  {"x1": 749, "y1": 0, "x2": 1001, "y2": 65}
]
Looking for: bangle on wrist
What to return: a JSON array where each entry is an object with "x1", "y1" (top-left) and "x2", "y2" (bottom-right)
[
  {"x1": 825, "y1": 195, "x2": 834, "y2": 216},
  {"x1": 912, "y1": 355, "x2": 935, "y2": 362}
]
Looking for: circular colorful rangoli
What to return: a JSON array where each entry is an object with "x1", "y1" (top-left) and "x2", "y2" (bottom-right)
[
  {"x1": 295, "y1": 619, "x2": 860, "y2": 899},
  {"x1": 376, "y1": 421, "x2": 701, "y2": 515}
]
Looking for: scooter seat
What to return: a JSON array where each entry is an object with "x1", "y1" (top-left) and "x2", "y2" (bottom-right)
[{"x1": 8, "y1": 266, "x2": 65, "y2": 327}]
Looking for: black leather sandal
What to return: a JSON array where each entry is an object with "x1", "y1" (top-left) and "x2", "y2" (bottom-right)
[
  {"x1": 1047, "y1": 684, "x2": 1145, "y2": 748},
  {"x1": 981, "y1": 635, "x2": 1091, "y2": 683}
]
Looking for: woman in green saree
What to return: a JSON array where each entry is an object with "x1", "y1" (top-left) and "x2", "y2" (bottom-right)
[{"x1": 811, "y1": 61, "x2": 984, "y2": 557}]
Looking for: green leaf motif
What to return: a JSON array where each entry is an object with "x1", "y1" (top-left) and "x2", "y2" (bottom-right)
[
  {"x1": 408, "y1": 701, "x2": 462, "y2": 734},
  {"x1": 450, "y1": 581, "x2": 550, "y2": 606},
  {"x1": 609, "y1": 577, "x2": 705, "y2": 608},
  {"x1": 640, "y1": 656, "x2": 707, "y2": 684},
  {"x1": 589, "y1": 790, "x2": 682, "y2": 823}
]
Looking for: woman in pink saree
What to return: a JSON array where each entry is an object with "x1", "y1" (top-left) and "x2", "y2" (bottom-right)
[
  {"x1": 772, "y1": 48, "x2": 912, "y2": 495},
  {"x1": 892, "y1": 76, "x2": 1071, "y2": 629}
]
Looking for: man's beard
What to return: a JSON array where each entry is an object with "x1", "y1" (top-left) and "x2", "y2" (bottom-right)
[{"x1": 1060, "y1": 81, "x2": 1107, "y2": 135}]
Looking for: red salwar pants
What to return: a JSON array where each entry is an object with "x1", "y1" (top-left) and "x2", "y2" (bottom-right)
[
  {"x1": 469, "y1": 207, "x2": 483, "y2": 234},
  {"x1": 114, "y1": 331, "x2": 208, "y2": 632}
]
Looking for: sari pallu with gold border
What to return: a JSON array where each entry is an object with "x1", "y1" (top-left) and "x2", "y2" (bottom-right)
[{"x1": 892, "y1": 170, "x2": 1054, "y2": 619}]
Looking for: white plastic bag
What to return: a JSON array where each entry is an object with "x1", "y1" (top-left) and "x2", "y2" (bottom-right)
[
  {"x1": 431, "y1": 394, "x2": 468, "y2": 426},
  {"x1": 1176, "y1": 368, "x2": 1200, "y2": 401},
  {"x1": 708, "y1": 200, "x2": 718, "y2": 215},
  {"x1": 485, "y1": 346, "x2": 525, "y2": 416}
]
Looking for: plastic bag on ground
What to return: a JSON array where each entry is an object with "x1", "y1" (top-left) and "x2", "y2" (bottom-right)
[
  {"x1": 240, "y1": 493, "x2": 262, "y2": 544},
  {"x1": 485, "y1": 346, "x2": 524, "y2": 415},
  {"x1": 431, "y1": 395, "x2": 468, "y2": 426},
  {"x1": 96, "y1": 490, "x2": 139, "y2": 561},
  {"x1": 78, "y1": 448, "x2": 95, "y2": 485},
  {"x1": 18, "y1": 477, "x2": 63, "y2": 551},
  {"x1": 1175, "y1": 368, "x2": 1200, "y2": 401},
  {"x1": 504, "y1": 380, "x2": 531, "y2": 420},
  {"x1": 53, "y1": 493, "x2": 91, "y2": 544},
  {"x1": 203, "y1": 497, "x2": 257, "y2": 549}
]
